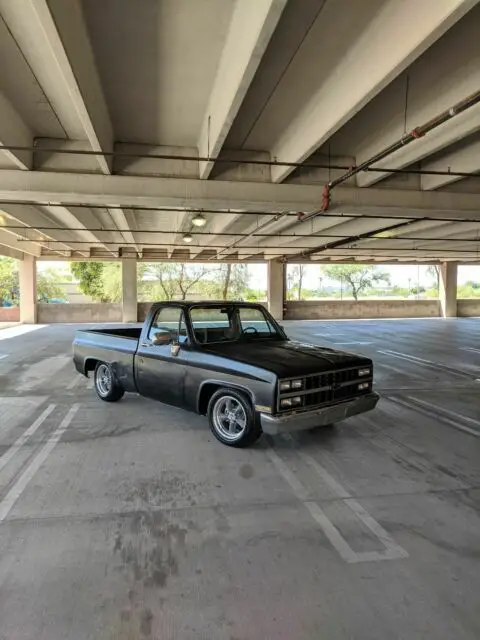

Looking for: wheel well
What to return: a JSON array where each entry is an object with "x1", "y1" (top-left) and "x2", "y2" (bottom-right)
[
  {"x1": 198, "y1": 383, "x2": 253, "y2": 415},
  {"x1": 84, "y1": 358, "x2": 99, "y2": 376}
]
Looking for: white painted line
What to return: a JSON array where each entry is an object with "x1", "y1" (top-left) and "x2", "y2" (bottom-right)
[
  {"x1": 389, "y1": 396, "x2": 480, "y2": 439},
  {"x1": 0, "y1": 404, "x2": 79, "y2": 522},
  {"x1": 268, "y1": 442, "x2": 408, "y2": 563},
  {"x1": 295, "y1": 446, "x2": 408, "y2": 561},
  {"x1": 0, "y1": 404, "x2": 56, "y2": 474},
  {"x1": 405, "y1": 396, "x2": 480, "y2": 437},
  {"x1": 333, "y1": 341, "x2": 372, "y2": 346},
  {"x1": 266, "y1": 447, "x2": 309, "y2": 501},
  {"x1": 86, "y1": 378, "x2": 94, "y2": 390},
  {"x1": 461, "y1": 347, "x2": 480, "y2": 354},
  {"x1": 303, "y1": 501, "x2": 360, "y2": 563},
  {"x1": 378, "y1": 349, "x2": 471, "y2": 378},
  {"x1": 0, "y1": 354, "x2": 8, "y2": 360}
]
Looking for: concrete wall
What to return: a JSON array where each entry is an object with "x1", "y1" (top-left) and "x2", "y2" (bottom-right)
[
  {"x1": 138, "y1": 302, "x2": 154, "y2": 322},
  {"x1": 37, "y1": 303, "x2": 122, "y2": 323},
  {"x1": 285, "y1": 299, "x2": 440, "y2": 320},
  {"x1": 31, "y1": 299, "x2": 480, "y2": 323},
  {"x1": 458, "y1": 299, "x2": 480, "y2": 317},
  {"x1": 0, "y1": 307, "x2": 20, "y2": 322}
]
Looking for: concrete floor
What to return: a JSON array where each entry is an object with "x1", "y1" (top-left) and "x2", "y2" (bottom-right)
[{"x1": 0, "y1": 318, "x2": 479, "y2": 640}]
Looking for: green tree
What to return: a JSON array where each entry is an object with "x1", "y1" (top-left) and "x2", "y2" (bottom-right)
[
  {"x1": 321, "y1": 264, "x2": 390, "y2": 300},
  {"x1": 36, "y1": 268, "x2": 64, "y2": 302},
  {"x1": 287, "y1": 265, "x2": 306, "y2": 300},
  {"x1": 218, "y1": 263, "x2": 250, "y2": 299},
  {"x1": 143, "y1": 263, "x2": 212, "y2": 300},
  {"x1": 0, "y1": 257, "x2": 19, "y2": 305},
  {"x1": 71, "y1": 262, "x2": 106, "y2": 301}
]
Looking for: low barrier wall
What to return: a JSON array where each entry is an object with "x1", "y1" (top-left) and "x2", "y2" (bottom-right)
[
  {"x1": 0, "y1": 307, "x2": 20, "y2": 322},
  {"x1": 457, "y1": 299, "x2": 480, "y2": 317},
  {"x1": 37, "y1": 303, "x2": 122, "y2": 323},
  {"x1": 31, "y1": 299, "x2": 480, "y2": 323},
  {"x1": 284, "y1": 299, "x2": 440, "y2": 320}
]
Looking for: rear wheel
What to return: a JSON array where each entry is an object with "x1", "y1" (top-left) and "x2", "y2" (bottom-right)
[
  {"x1": 207, "y1": 388, "x2": 262, "y2": 448},
  {"x1": 94, "y1": 362, "x2": 125, "y2": 402}
]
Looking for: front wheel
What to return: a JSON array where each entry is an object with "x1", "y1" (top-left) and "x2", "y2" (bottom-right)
[
  {"x1": 207, "y1": 388, "x2": 262, "y2": 448},
  {"x1": 94, "y1": 362, "x2": 125, "y2": 402}
]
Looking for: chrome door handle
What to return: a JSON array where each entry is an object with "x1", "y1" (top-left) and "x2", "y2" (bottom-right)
[{"x1": 140, "y1": 342, "x2": 153, "y2": 347}]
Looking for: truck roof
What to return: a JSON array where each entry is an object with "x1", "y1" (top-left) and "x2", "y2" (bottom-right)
[{"x1": 150, "y1": 301, "x2": 265, "y2": 308}]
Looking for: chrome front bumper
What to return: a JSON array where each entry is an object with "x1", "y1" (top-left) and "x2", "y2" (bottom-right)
[{"x1": 260, "y1": 392, "x2": 380, "y2": 435}]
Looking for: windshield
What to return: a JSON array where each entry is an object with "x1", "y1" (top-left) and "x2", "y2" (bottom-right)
[{"x1": 190, "y1": 305, "x2": 281, "y2": 344}]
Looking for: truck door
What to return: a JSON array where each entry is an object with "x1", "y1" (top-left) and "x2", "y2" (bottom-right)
[{"x1": 135, "y1": 306, "x2": 188, "y2": 406}]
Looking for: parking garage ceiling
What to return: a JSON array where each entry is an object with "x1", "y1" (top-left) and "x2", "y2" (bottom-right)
[{"x1": 0, "y1": 0, "x2": 479, "y2": 264}]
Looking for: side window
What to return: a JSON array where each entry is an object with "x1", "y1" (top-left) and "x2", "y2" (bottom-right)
[{"x1": 148, "y1": 307, "x2": 182, "y2": 342}]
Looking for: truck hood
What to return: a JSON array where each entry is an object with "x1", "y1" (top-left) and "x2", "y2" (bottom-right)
[{"x1": 202, "y1": 339, "x2": 371, "y2": 378}]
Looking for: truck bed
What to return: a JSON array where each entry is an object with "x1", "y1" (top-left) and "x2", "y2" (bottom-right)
[{"x1": 73, "y1": 327, "x2": 141, "y2": 391}]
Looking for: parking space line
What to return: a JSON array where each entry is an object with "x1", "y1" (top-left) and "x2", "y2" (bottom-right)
[
  {"x1": 388, "y1": 396, "x2": 480, "y2": 438},
  {"x1": 0, "y1": 354, "x2": 8, "y2": 360},
  {"x1": 404, "y1": 396, "x2": 480, "y2": 437},
  {"x1": 378, "y1": 349, "x2": 472, "y2": 378},
  {"x1": 0, "y1": 404, "x2": 79, "y2": 523},
  {"x1": 86, "y1": 378, "x2": 94, "y2": 390},
  {"x1": 267, "y1": 442, "x2": 408, "y2": 563},
  {"x1": 461, "y1": 347, "x2": 480, "y2": 354},
  {"x1": 0, "y1": 404, "x2": 56, "y2": 474}
]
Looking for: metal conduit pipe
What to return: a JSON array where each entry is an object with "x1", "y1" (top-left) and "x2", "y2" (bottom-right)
[
  {"x1": 0, "y1": 144, "x2": 478, "y2": 179},
  {"x1": 302, "y1": 88, "x2": 480, "y2": 218}
]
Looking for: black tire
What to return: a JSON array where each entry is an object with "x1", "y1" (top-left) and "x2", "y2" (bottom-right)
[
  {"x1": 94, "y1": 361, "x2": 125, "y2": 403},
  {"x1": 207, "y1": 388, "x2": 262, "y2": 448}
]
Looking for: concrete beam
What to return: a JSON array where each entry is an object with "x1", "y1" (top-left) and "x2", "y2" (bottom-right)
[
  {"x1": 1, "y1": 171, "x2": 480, "y2": 220},
  {"x1": 0, "y1": 245, "x2": 24, "y2": 260},
  {"x1": 198, "y1": 0, "x2": 286, "y2": 179},
  {"x1": 0, "y1": 204, "x2": 87, "y2": 254},
  {"x1": 356, "y1": 3, "x2": 480, "y2": 188},
  {"x1": 0, "y1": 228, "x2": 40, "y2": 256},
  {"x1": 0, "y1": 0, "x2": 113, "y2": 173},
  {"x1": 269, "y1": 0, "x2": 476, "y2": 183},
  {"x1": 421, "y1": 136, "x2": 480, "y2": 190},
  {"x1": 0, "y1": 91, "x2": 32, "y2": 169}
]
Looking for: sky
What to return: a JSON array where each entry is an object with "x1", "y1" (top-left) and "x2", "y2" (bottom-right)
[{"x1": 37, "y1": 261, "x2": 480, "y2": 290}]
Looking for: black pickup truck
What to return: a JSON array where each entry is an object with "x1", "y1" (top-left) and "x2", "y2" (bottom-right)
[{"x1": 73, "y1": 301, "x2": 379, "y2": 447}]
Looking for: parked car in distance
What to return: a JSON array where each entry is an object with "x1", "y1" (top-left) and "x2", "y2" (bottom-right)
[{"x1": 72, "y1": 301, "x2": 379, "y2": 447}]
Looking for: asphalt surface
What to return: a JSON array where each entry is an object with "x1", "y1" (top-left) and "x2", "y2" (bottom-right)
[{"x1": 0, "y1": 318, "x2": 479, "y2": 640}]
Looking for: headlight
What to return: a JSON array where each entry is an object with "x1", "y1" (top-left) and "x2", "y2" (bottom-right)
[
  {"x1": 358, "y1": 382, "x2": 370, "y2": 391},
  {"x1": 291, "y1": 379, "x2": 303, "y2": 389},
  {"x1": 280, "y1": 396, "x2": 303, "y2": 409},
  {"x1": 279, "y1": 381, "x2": 291, "y2": 391},
  {"x1": 358, "y1": 368, "x2": 371, "y2": 377}
]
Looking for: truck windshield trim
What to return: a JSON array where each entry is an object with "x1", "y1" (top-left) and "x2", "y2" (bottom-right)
[{"x1": 189, "y1": 304, "x2": 282, "y2": 345}]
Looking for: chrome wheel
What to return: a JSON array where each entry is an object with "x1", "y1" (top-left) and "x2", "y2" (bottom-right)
[
  {"x1": 212, "y1": 395, "x2": 247, "y2": 442},
  {"x1": 96, "y1": 363, "x2": 112, "y2": 397}
]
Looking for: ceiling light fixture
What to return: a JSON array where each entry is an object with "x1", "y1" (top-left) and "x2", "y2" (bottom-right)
[
  {"x1": 191, "y1": 213, "x2": 206, "y2": 227},
  {"x1": 183, "y1": 233, "x2": 193, "y2": 243}
]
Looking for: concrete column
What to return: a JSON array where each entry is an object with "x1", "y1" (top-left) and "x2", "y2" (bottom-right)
[
  {"x1": 439, "y1": 262, "x2": 457, "y2": 318},
  {"x1": 267, "y1": 260, "x2": 285, "y2": 321},
  {"x1": 19, "y1": 254, "x2": 37, "y2": 323},
  {"x1": 122, "y1": 259, "x2": 138, "y2": 323}
]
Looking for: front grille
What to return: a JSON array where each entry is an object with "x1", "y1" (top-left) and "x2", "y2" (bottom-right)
[
  {"x1": 305, "y1": 368, "x2": 359, "y2": 391},
  {"x1": 278, "y1": 366, "x2": 372, "y2": 412}
]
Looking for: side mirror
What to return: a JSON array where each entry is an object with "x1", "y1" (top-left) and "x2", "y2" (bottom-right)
[
  {"x1": 170, "y1": 340, "x2": 180, "y2": 357},
  {"x1": 152, "y1": 332, "x2": 171, "y2": 346}
]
